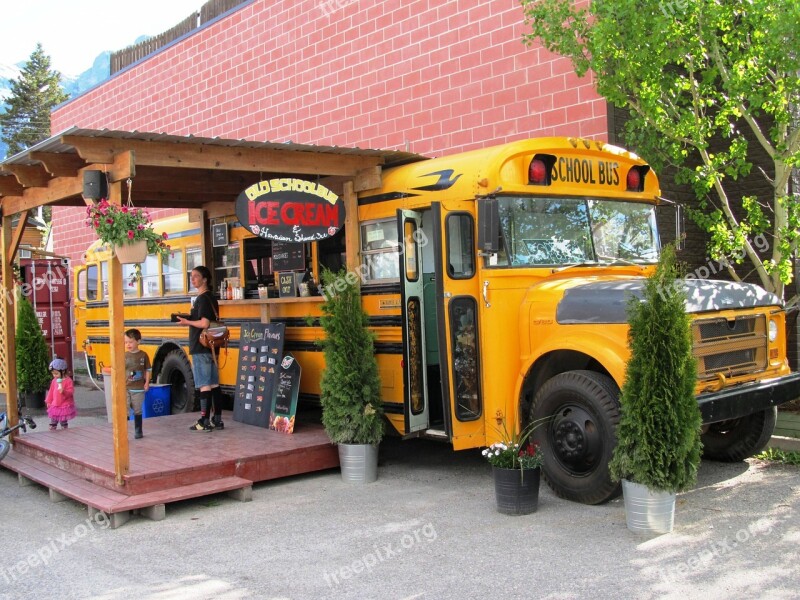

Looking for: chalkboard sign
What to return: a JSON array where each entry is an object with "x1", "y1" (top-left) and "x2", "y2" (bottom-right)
[
  {"x1": 232, "y1": 323, "x2": 286, "y2": 427},
  {"x1": 270, "y1": 354, "x2": 301, "y2": 434},
  {"x1": 272, "y1": 241, "x2": 306, "y2": 271},
  {"x1": 277, "y1": 272, "x2": 297, "y2": 297},
  {"x1": 212, "y1": 223, "x2": 229, "y2": 247}
]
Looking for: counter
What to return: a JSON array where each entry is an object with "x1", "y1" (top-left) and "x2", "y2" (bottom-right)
[{"x1": 219, "y1": 295, "x2": 325, "y2": 322}]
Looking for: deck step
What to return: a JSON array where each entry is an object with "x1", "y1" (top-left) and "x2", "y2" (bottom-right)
[{"x1": 1, "y1": 448, "x2": 252, "y2": 516}]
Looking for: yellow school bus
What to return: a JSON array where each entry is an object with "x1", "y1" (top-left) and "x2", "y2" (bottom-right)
[{"x1": 75, "y1": 137, "x2": 799, "y2": 504}]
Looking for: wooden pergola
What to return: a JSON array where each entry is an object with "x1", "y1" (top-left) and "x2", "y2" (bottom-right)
[{"x1": 0, "y1": 127, "x2": 420, "y2": 485}]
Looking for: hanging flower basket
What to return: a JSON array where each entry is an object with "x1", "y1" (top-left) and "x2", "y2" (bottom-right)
[
  {"x1": 84, "y1": 178, "x2": 170, "y2": 264},
  {"x1": 114, "y1": 239, "x2": 148, "y2": 264}
]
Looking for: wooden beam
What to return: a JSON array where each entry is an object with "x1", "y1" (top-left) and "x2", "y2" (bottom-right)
[
  {"x1": 1, "y1": 216, "x2": 18, "y2": 419},
  {"x1": 107, "y1": 150, "x2": 136, "y2": 183},
  {"x1": 3, "y1": 164, "x2": 52, "y2": 188},
  {"x1": 63, "y1": 136, "x2": 384, "y2": 177},
  {"x1": 0, "y1": 175, "x2": 24, "y2": 196},
  {"x1": 353, "y1": 166, "x2": 382, "y2": 192},
  {"x1": 29, "y1": 152, "x2": 86, "y2": 178},
  {"x1": 2, "y1": 157, "x2": 134, "y2": 214},
  {"x1": 5, "y1": 210, "x2": 29, "y2": 260}
]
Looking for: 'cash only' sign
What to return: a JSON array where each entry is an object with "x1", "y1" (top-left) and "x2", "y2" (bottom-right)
[{"x1": 235, "y1": 178, "x2": 345, "y2": 242}]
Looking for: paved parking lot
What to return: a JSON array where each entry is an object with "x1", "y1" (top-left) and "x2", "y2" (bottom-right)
[{"x1": 1, "y1": 383, "x2": 799, "y2": 599}]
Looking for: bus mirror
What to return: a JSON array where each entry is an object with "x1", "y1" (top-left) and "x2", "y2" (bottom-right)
[{"x1": 477, "y1": 197, "x2": 500, "y2": 254}]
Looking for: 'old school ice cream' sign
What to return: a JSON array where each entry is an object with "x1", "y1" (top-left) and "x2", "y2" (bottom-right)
[{"x1": 236, "y1": 178, "x2": 345, "y2": 242}]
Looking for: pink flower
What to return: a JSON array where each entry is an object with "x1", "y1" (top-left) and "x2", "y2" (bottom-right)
[
  {"x1": 127, "y1": 230, "x2": 135, "y2": 239},
  {"x1": 121, "y1": 206, "x2": 128, "y2": 213},
  {"x1": 162, "y1": 232, "x2": 169, "y2": 239}
]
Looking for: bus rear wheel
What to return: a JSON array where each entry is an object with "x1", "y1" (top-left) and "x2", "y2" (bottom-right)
[
  {"x1": 158, "y1": 350, "x2": 196, "y2": 413},
  {"x1": 701, "y1": 407, "x2": 777, "y2": 462},
  {"x1": 530, "y1": 370, "x2": 621, "y2": 505}
]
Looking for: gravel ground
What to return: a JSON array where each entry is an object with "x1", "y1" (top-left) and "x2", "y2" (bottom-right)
[{"x1": 1, "y1": 380, "x2": 798, "y2": 600}]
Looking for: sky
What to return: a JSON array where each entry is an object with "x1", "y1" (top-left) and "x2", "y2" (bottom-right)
[{"x1": 0, "y1": 0, "x2": 205, "y2": 76}]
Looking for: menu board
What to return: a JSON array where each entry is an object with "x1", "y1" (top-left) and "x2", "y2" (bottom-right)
[
  {"x1": 270, "y1": 354, "x2": 301, "y2": 434},
  {"x1": 232, "y1": 323, "x2": 286, "y2": 427},
  {"x1": 277, "y1": 272, "x2": 297, "y2": 297},
  {"x1": 272, "y1": 241, "x2": 305, "y2": 271},
  {"x1": 212, "y1": 223, "x2": 229, "y2": 247}
]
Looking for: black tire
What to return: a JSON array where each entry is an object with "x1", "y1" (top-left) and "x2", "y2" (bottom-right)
[
  {"x1": 530, "y1": 370, "x2": 621, "y2": 505},
  {"x1": 157, "y1": 350, "x2": 196, "y2": 413},
  {"x1": 702, "y1": 407, "x2": 777, "y2": 462},
  {"x1": 0, "y1": 439, "x2": 9, "y2": 462}
]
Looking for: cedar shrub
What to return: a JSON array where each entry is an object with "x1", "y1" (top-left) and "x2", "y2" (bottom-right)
[
  {"x1": 319, "y1": 269, "x2": 384, "y2": 445},
  {"x1": 609, "y1": 245, "x2": 702, "y2": 493}
]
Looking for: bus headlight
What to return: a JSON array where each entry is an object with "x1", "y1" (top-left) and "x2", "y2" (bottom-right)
[{"x1": 768, "y1": 319, "x2": 778, "y2": 343}]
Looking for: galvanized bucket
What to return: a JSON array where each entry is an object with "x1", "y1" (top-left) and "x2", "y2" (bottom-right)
[
  {"x1": 622, "y1": 479, "x2": 676, "y2": 535},
  {"x1": 338, "y1": 443, "x2": 379, "y2": 484}
]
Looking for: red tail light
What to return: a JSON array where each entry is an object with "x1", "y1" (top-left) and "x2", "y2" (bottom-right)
[
  {"x1": 626, "y1": 168, "x2": 641, "y2": 191},
  {"x1": 529, "y1": 159, "x2": 548, "y2": 184}
]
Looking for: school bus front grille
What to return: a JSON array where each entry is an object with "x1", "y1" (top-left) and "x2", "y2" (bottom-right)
[{"x1": 692, "y1": 314, "x2": 767, "y2": 380}]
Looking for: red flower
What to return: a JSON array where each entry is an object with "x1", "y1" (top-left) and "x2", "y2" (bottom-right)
[{"x1": 127, "y1": 230, "x2": 135, "y2": 239}]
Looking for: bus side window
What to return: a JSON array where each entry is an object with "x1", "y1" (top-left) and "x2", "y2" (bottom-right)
[
  {"x1": 361, "y1": 219, "x2": 400, "y2": 282},
  {"x1": 123, "y1": 264, "x2": 140, "y2": 297},
  {"x1": 446, "y1": 213, "x2": 475, "y2": 278},
  {"x1": 101, "y1": 261, "x2": 109, "y2": 299},
  {"x1": 140, "y1": 254, "x2": 158, "y2": 298},
  {"x1": 162, "y1": 249, "x2": 184, "y2": 294},
  {"x1": 85, "y1": 265, "x2": 98, "y2": 301},
  {"x1": 186, "y1": 247, "x2": 203, "y2": 291}
]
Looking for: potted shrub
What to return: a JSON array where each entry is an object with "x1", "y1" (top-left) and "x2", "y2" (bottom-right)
[
  {"x1": 319, "y1": 268, "x2": 385, "y2": 483},
  {"x1": 609, "y1": 245, "x2": 702, "y2": 534},
  {"x1": 16, "y1": 294, "x2": 52, "y2": 409}
]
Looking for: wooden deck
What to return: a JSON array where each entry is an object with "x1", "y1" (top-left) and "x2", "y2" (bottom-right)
[{"x1": 0, "y1": 413, "x2": 339, "y2": 527}]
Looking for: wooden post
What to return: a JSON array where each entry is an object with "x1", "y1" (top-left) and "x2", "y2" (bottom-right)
[
  {"x1": 107, "y1": 182, "x2": 129, "y2": 485},
  {"x1": 343, "y1": 181, "x2": 360, "y2": 274},
  {"x1": 1, "y1": 215, "x2": 18, "y2": 429}
]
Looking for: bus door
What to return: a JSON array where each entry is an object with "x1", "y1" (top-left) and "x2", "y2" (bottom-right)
[
  {"x1": 431, "y1": 202, "x2": 484, "y2": 448},
  {"x1": 398, "y1": 209, "x2": 429, "y2": 433}
]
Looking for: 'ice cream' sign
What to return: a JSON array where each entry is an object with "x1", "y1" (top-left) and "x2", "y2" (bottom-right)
[{"x1": 235, "y1": 178, "x2": 345, "y2": 242}]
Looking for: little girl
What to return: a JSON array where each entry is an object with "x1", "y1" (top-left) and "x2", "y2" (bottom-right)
[{"x1": 45, "y1": 357, "x2": 76, "y2": 430}]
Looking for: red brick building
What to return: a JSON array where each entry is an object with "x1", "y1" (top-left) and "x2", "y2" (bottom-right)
[{"x1": 51, "y1": 0, "x2": 607, "y2": 264}]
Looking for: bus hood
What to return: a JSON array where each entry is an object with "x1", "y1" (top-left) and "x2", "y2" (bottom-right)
[{"x1": 554, "y1": 279, "x2": 782, "y2": 324}]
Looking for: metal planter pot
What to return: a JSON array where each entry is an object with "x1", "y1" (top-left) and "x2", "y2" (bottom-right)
[
  {"x1": 338, "y1": 443, "x2": 379, "y2": 484},
  {"x1": 493, "y1": 466, "x2": 541, "y2": 515},
  {"x1": 622, "y1": 479, "x2": 676, "y2": 535}
]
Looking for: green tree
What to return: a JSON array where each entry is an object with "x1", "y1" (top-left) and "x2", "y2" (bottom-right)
[
  {"x1": 318, "y1": 269, "x2": 385, "y2": 445},
  {"x1": 609, "y1": 245, "x2": 702, "y2": 493},
  {"x1": 16, "y1": 294, "x2": 52, "y2": 395},
  {"x1": 521, "y1": 0, "x2": 800, "y2": 300},
  {"x1": 0, "y1": 43, "x2": 68, "y2": 156}
]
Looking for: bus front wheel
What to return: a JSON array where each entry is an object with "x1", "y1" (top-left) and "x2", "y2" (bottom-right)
[
  {"x1": 158, "y1": 350, "x2": 197, "y2": 413},
  {"x1": 530, "y1": 370, "x2": 621, "y2": 505}
]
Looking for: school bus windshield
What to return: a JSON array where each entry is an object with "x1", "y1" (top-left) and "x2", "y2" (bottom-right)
[{"x1": 495, "y1": 196, "x2": 660, "y2": 267}]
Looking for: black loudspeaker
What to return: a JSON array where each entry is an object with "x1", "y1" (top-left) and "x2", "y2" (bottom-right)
[{"x1": 83, "y1": 170, "x2": 108, "y2": 200}]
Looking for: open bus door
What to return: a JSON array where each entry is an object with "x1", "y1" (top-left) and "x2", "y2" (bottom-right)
[
  {"x1": 431, "y1": 202, "x2": 484, "y2": 449},
  {"x1": 398, "y1": 209, "x2": 429, "y2": 433}
]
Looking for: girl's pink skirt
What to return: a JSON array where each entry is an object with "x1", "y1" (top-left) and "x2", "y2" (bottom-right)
[{"x1": 47, "y1": 404, "x2": 77, "y2": 421}]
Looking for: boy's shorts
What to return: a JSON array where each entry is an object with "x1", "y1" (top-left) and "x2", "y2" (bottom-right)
[{"x1": 192, "y1": 353, "x2": 219, "y2": 388}]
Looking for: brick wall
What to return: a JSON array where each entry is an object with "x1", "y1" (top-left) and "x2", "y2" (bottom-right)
[{"x1": 51, "y1": 0, "x2": 606, "y2": 266}]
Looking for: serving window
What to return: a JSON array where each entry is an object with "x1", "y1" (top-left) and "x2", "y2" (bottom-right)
[{"x1": 361, "y1": 219, "x2": 400, "y2": 283}]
